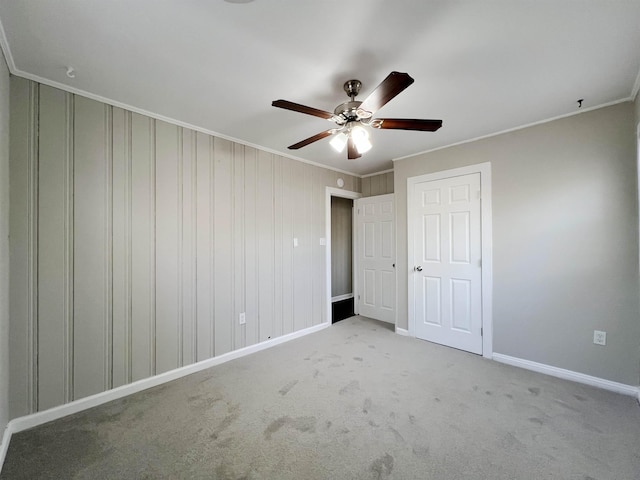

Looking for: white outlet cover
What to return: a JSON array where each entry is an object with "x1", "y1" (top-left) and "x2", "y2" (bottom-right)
[
  {"x1": 293, "y1": 238, "x2": 298, "y2": 247},
  {"x1": 319, "y1": 238, "x2": 326, "y2": 245},
  {"x1": 593, "y1": 330, "x2": 606, "y2": 345},
  {"x1": 239, "y1": 312, "x2": 246, "y2": 325}
]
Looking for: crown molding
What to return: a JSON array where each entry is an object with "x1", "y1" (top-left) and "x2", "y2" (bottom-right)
[
  {"x1": 0, "y1": 17, "x2": 363, "y2": 179},
  {"x1": 361, "y1": 168, "x2": 393, "y2": 178},
  {"x1": 393, "y1": 97, "x2": 632, "y2": 163}
]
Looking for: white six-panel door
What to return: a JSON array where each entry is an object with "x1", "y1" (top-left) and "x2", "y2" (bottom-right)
[
  {"x1": 356, "y1": 194, "x2": 395, "y2": 324},
  {"x1": 411, "y1": 173, "x2": 483, "y2": 354}
]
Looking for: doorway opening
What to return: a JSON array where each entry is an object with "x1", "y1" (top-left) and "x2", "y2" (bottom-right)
[
  {"x1": 325, "y1": 187, "x2": 361, "y2": 324},
  {"x1": 331, "y1": 196, "x2": 354, "y2": 323}
]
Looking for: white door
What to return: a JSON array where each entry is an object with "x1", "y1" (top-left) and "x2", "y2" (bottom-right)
[
  {"x1": 356, "y1": 194, "x2": 395, "y2": 323},
  {"x1": 411, "y1": 173, "x2": 483, "y2": 354}
]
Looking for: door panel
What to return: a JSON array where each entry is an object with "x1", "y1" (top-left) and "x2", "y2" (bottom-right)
[
  {"x1": 363, "y1": 269, "x2": 376, "y2": 306},
  {"x1": 411, "y1": 173, "x2": 482, "y2": 354},
  {"x1": 356, "y1": 194, "x2": 395, "y2": 324}
]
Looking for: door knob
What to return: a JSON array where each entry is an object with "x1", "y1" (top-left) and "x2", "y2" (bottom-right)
[{"x1": 415, "y1": 266, "x2": 423, "y2": 272}]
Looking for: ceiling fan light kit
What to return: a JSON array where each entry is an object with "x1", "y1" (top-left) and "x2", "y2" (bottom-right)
[{"x1": 272, "y1": 71, "x2": 443, "y2": 160}]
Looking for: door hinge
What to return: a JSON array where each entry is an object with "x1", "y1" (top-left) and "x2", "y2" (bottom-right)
[
  {"x1": 479, "y1": 259, "x2": 482, "y2": 267},
  {"x1": 481, "y1": 327, "x2": 483, "y2": 337},
  {"x1": 358, "y1": 294, "x2": 361, "y2": 300}
]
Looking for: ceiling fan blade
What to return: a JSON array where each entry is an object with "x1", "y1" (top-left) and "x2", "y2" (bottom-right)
[
  {"x1": 372, "y1": 118, "x2": 443, "y2": 131},
  {"x1": 288, "y1": 130, "x2": 334, "y2": 150},
  {"x1": 347, "y1": 136, "x2": 361, "y2": 160},
  {"x1": 358, "y1": 72, "x2": 415, "y2": 116},
  {"x1": 272, "y1": 99, "x2": 334, "y2": 120}
]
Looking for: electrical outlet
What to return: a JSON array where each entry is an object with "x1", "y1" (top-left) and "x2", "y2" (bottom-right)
[
  {"x1": 293, "y1": 238, "x2": 298, "y2": 247},
  {"x1": 239, "y1": 312, "x2": 246, "y2": 325},
  {"x1": 593, "y1": 330, "x2": 606, "y2": 346}
]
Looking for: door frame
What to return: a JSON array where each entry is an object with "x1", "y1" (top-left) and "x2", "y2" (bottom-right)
[
  {"x1": 325, "y1": 187, "x2": 362, "y2": 324},
  {"x1": 407, "y1": 162, "x2": 493, "y2": 358}
]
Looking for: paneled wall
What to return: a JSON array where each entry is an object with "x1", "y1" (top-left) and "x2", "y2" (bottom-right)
[
  {"x1": 9, "y1": 77, "x2": 360, "y2": 418},
  {"x1": 0, "y1": 46, "x2": 10, "y2": 440},
  {"x1": 361, "y1": 171, "x2": 393, "y2": 197}
]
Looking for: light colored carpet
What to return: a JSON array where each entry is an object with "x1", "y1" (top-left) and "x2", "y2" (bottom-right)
[{"x1": 2, "y1": 316, "x2": 639, "y2": 479}]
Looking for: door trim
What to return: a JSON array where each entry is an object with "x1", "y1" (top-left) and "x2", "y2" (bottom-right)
[
  {"x1": 407, "y1": 162, "x2": 493, "y2": 358},
  {"x1": 325, "y1": 187, "x2": 362, "y2": 324}
]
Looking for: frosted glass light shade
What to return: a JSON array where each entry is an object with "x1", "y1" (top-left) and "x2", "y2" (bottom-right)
[
  {"x1": 355, "y1": 137, "x2": 372, "y2": 154},
  {"x1": 330, "y1": 132, "x2": 348, "y2": 152},
  {"x1": 351, "y1": 125, "x2": 372, "y2": 154}
]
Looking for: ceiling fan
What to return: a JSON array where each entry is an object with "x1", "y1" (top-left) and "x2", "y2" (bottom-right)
[{"x1": 272, "y1": 71, "x2": 442, "y2": 160}]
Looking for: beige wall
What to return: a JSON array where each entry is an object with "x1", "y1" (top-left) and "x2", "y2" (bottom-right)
[
  {"x1": 0, "y1": 47, "x2": 10, "y2": 439},
  {"x1": 395, "y1": 102, "x2": 639, "y2": 386},
  {"x1": 8, "y1": 77, "x2": 361, "y2": 418},
  {"x1": 361, "y1": 171, "x2": 394, "y2": 197}
]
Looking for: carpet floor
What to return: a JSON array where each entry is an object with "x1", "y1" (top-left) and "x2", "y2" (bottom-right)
[{"x1": 2, "y1": 316, "x2": 639, "y2": 479}]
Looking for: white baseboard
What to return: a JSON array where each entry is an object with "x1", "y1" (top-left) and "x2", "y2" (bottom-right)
[
  {"x1": 0, "y1": 321, "x2": 330, "y2": 473},
  {"x1": 395, "y1": 327, "x2": 409, "y2": 337},
  {"x1": 331, "y1": 293, "x2": 353, "y2": 303},
  {"x1": 492, "y1": 353, "x2": 640, "y2": 398}
]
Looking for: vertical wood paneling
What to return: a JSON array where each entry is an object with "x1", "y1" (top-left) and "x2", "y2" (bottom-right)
[
  {"x1": 370, "y1": 174, "x2": 383, "y2": 196},
  {"x1": 9, "y1": 77, "x2": 38, "y2": 417},
  {"x1": 342, "y1": 173, "x2": 358, "y2": 193},
  {"x1": 244, "y1": 147, "x2": 258, "y2": 347},
  {"x1": 155, "y1": 121, "x2": 180, "y2": 374},
  {"x1": 112, "y1": 107, "x2": 130, "y2": 388},
  {"x1": 361, "y1": 177, "x2": 371, "y2": 197},
  {"x1": 28, "y1": 83, "x2": 39, "y2": 413},
  {"x1": 9, "y1": 78, "x2": 365, "y2": 416},
  {"x1": 233, "y1": 144, "x2": 245, "y2": 350},
  {"x1": 195, "y1": 132, "x2": 213, "y2": 360},
  {"x1": 303, "y1": 165, "x2": 315, "y2": 328},
  {"x1": 37, "y1": 86, "x2": 71, "y2": 410},
  {"x1": 181, "y1": 128, "x2": 196, "y2": 366},
  {"x1": 361, "y1": 173, "x2": 393, "y2": 197},
  {"x1": 281, "y1": 158, "x2": 295, "y2": 335},
  {"x1": 292, "y1": 162, "x2": 313, "y2": 331},
  {"x1": 73, "y1": 96, "x2": 109, "y2": 399},
  {"x1": 105, "y1": 106, "x2": 114, "y2": 392},
  {"x1": 213, "y1": 138, "x2": 233, "y2": 356},
  {"x1": 63, "y1": 93, "x2": 75, "y2": 401},
  {"x1": 258, "y1": 151, "x2": 274, "y2": 341},
  {"x1": 385, "y1": 172, "x2": 394, "y2": 194},
  {"x1": 312, "y1": 167, "x2": 326, "y2": 325},
  {"x1": 273, "y1": 156, "x2": 284, "y2": 338},
  {"x1": 130, "y1": 113, "x2": 155, "y2": 381}
]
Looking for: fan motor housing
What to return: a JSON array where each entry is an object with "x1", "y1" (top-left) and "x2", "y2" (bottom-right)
[{"x1": 334, "y1": 101, "x2": 362, "y2": 122}]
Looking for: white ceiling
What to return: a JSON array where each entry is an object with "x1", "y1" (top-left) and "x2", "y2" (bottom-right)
[{"x1": 1, "y1": 1, "x2": 639, "y2": 176}]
